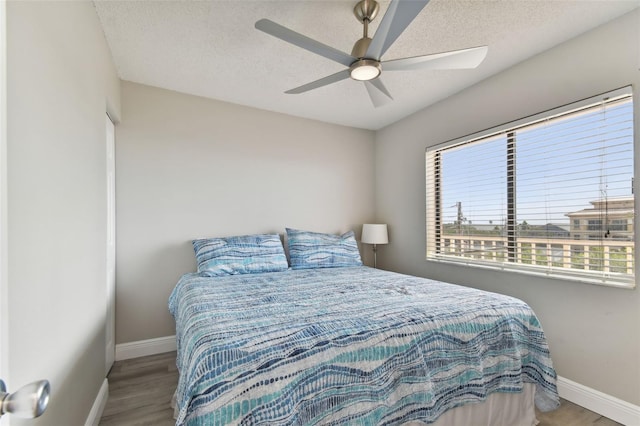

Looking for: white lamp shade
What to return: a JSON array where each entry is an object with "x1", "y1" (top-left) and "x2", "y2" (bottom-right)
[{"x1": 361, "y1": 224, "x2": 389, "y2": 244}]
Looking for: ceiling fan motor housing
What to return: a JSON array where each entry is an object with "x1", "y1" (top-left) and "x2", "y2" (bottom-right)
[{"x1": 351, "y1": 37, "x2": 372, "y2": 58}]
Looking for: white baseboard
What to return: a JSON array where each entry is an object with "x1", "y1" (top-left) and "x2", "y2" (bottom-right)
[
  {"x1": 85, "y1": 378, "x2": 109, "y2": 426},
  {"x1": 557, "y1": 376, "x2": 640, "y2": 426},
  {"x1": 115, "y1": 335, "x2": 176, "y2": 361}
]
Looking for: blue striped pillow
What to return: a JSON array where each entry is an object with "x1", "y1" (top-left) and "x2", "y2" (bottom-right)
[
  {"x1": 286, "y1": 228, "x2": 363, "y2": 270},
  {"x1": 193, "y1": 234, "x2": 288, "y2": 276}
]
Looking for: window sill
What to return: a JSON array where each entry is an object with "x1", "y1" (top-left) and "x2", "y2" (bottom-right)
[{"x1": 426, "y1": 255, "x2": 636, "y2": 290}]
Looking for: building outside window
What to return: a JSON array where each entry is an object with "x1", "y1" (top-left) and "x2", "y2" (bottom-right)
[{"x1": 568, "y1": 198, "x2": 633, "y2": 240}]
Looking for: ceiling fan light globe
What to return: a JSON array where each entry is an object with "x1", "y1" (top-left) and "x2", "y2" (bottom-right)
[{"x1": 350, "y1": 59, "x2": 381, "y2": 81}]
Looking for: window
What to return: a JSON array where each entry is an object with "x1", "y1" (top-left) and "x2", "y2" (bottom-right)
[
  {"x1": 609, "y1": 219, "x2": 628, "y2": 231},
  {"x1": 587, "y1": 220, "x2": 602, "y2": 231},
  {"x1": 426, "y1": 87, "x2": 634, "y2": 287}
]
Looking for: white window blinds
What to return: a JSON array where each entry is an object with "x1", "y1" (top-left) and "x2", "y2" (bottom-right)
[{"x1": 426, "y1": 87, "x2": 634, "y2": 287}]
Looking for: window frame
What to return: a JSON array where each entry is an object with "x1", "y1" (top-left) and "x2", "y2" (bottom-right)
[{"x1": 425, "y1": 86, "x2": 635, "y2": 289}]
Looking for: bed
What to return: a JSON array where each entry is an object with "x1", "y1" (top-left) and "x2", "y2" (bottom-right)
[{"x1": 169, "y1": 240, "x2": 560, "y2": 426}]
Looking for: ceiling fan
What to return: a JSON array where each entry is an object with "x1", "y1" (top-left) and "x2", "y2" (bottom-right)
[{"x1": 255, "y1": 0, "x2": 488, "y2": 107}]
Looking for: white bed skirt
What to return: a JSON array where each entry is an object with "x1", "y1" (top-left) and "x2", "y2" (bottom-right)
[{"x1": 410, "y1": 384, "x2": 538, "y2": 426}]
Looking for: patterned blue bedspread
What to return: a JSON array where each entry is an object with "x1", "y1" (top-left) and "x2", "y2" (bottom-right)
[{"x1": 169, "y1": 266, "x2": 559, "y2": 425}]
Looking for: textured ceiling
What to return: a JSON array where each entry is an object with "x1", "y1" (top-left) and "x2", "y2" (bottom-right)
[{"x1": 94, "y1": 0, "x2": 639, "y2": 130}]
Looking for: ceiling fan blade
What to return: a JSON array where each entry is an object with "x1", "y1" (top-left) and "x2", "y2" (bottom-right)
[
  {"x1": 364, "y1": 79, "x2": 393, "y2": 108},
  {"x1": 256, "y1": 19, "x2": 356, "y2": 67},
  {"x1": 383, "y1": 46, "x2": 488, "y2": 71},
  {"x1": 365, "y1": 0, "x2": 430, "y2": 61},
  {"x1": 285, "y1": 69, "x2": 351, "y2": 94}
]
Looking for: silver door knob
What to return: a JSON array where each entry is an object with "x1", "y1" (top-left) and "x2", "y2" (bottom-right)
[{"x1": 0, "y1": 379, "x2": 50, "y2": 418}]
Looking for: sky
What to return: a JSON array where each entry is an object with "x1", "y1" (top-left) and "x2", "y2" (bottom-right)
[{"x1": 438, "y1": 98, "x2": 633, "y2": 229}]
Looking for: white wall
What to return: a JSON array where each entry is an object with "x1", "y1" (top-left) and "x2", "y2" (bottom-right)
[
  {"x1": 116, "y1": 82, "x2": 375, "y2": 343},
  {"x1": 7, "y1": 1, "x2": 120, "y2": 424},
  {"x1": 375, "y1": 9, "x2": 640, "y2": 406}
]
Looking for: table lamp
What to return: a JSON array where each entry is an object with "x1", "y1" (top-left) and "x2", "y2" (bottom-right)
[{"x1": 361, "y1": 224, "x2": 388, "y2": 268}]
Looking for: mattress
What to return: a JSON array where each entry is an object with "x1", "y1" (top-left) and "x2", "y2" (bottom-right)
[{"x1": 168, "y1": 266, "x2": 559, "y2": 425}]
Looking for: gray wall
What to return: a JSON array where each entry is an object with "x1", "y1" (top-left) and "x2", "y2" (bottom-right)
[
  {"x1": 375, "y1": 10, "x2": 640, "y2": 405},
  {"x1": 115, "y1": 82, "x2": 375, "y2": 343},
  {"x1": 7, "y1": 1, "x2": 121, "y2": 424}
]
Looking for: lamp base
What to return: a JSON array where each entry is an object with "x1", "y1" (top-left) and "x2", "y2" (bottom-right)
[{"x1": 372, "y1": 244, "x2": 378, "y2": 268}]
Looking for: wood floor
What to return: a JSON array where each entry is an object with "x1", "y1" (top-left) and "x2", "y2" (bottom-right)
[{"x1": 100, "y1": 351, "x2": 622, "y2": 426}]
